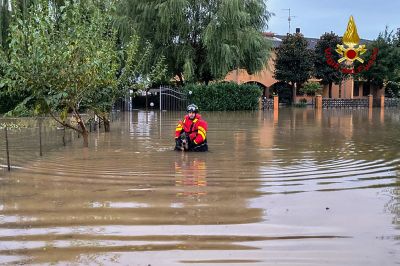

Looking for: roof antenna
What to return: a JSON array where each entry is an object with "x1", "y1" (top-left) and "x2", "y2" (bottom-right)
[{"x1": 282, "y1": 8, "x2": 296, "y2": 34}]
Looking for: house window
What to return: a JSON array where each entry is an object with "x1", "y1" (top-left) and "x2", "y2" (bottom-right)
[
  {"x1": 353, "y1": 81, "x2": 359, "y2": 96},
  {"x1": 363, "y1": 82, "x2": 370, "y2": 96}
]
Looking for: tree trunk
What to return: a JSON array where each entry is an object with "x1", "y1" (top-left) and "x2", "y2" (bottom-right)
[
  {"x1": 177, "y1": 73, "x2": 184, "y2": 86},
  {"x1": 77, "y1": 120, "x2": 89, "y2": 147},
  {"x1": 145, "y1": 89, "x2": 148, "y2": 110},
  {"x1": 329, "y1": 82, "x2": 333, "y2": 98},
  {"x1": 103, "y1": 116, "x2": 110, "y2": 132},
  {"x1": 74, "y1": 110, "x2": 89, "y2": 147},
  {"x1": 49, "y1": 112, "x2": 83, "y2": 146}
]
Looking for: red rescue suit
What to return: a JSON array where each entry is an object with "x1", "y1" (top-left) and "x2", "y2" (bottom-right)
[{"x1": 175, "y1": 114, "x2": 207, "y2": 145}]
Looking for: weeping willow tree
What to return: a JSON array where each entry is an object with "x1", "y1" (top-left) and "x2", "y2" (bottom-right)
[
  {"x1": 0, "y1": 0, "x2": 10, "y2": 49},
  {"x1": 117, "y1": 0, "x2": 272, "y2": 84}
]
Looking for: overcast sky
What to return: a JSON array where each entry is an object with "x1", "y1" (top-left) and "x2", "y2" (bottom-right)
[{"x1": 267, "y1": 0, "x2": 400, "y2": 40}]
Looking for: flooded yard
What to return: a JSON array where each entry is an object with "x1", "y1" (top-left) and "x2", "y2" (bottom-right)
[{"x1": 0, "y1": 108, "x2": 399, "y2": 265}]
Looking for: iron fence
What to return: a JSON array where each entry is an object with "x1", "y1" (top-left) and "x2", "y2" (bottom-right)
[
  {"x1": 322, "y1": 98, "x2": 369, "y2": 108},
  {"x1": 385, "y1": 98, "x2": 400, "y2": 107},
  {"x1": 0, "y1": 112, "x2": 121, "y2": 173},
  {"x1": 159, "y1": 86, "x2": 188, "y2": 111},
  {"x1": 262, "y1": 97, "x2": 274, "y2": 110}
]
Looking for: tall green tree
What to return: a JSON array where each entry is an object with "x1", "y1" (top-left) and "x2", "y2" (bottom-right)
[
  {"x1": 314, "y1": 32, "x2": 344, "y2": 98},
  {"x1": 117, "y1": 0, "x2": 272, "y2": 84},
  {"x1": 356, "y1": 29, "x2": 400, "y2": 93},
  {"x1": 274, "y1": 33, "x2": 314, "y2": 103}
]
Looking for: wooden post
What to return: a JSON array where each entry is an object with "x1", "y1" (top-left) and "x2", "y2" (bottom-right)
[
  {"x1": 38, "y1": 118, "x2": 43, "y2": 156},
  {"x1": 5, "y1": 127, "x2": 10, "y2": 171},
  {"x1": 62, "y1": 127, "x2": 66, "y2": 146},
  {"x1": 380, "y1": 95, "x2": 385, "y2": 108}
]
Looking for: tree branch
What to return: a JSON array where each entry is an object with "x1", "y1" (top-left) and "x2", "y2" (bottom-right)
[{"x1": 49, "y1": 112, "x2": 82, "y2": 133}]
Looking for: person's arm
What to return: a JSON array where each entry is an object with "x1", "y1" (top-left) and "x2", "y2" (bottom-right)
[
  {"x1": 175, "y1": 120, "x2": 183, "y2": 139},
  {"x1": 193, "y1": 120, "x2": 207, "y2": 145}
]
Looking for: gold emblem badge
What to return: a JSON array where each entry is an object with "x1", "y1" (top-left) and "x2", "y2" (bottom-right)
[{"x1": 336, "y1": 16, "x2": 367, "y2": 63}]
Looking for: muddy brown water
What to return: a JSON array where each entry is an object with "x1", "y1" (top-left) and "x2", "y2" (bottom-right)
[{"x1": 0, "y1": 109, "x2": 399, "y2": 265}]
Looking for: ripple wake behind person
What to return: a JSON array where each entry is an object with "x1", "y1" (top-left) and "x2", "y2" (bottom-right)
[{"x1": 175, "y1": 104, "x2": 208, "y2": 152}]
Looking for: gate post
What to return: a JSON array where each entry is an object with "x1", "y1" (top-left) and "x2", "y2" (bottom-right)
[
  {"x1": 368, "y1": 94, "x2": 373, "y2": 109},
  {"x1": 315, "y1": 95, "x2": 322, "y2": 109},
  {"x1": 273, "y1": 95, "x2": 279, "y2": 110},
  {"x1": 159, "y1": 85, "x2": 162, "y2": 111}
]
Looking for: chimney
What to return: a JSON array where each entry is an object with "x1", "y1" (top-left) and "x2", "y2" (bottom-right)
[{"x1": 296, "y1": 28, "x2": 301, "y2": 33}]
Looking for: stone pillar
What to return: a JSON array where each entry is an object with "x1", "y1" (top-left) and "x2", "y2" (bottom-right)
[
  {"x1": 273, "y1": 109, "x2": 279, "y2": 125},
  {"x1": 258, "y1": 97, "x2": 262, "y2": 110},
  {"x1": 315, "y1": 95, "x2": 322, "y2": 109},
  {"x1": 368, "y1": 94, "x2": 373, "y2": 109},
  {"x1": 380, "y1": 95, "x2": 385, "y2": 108},
  {"x1": 273, "y1": 95, "x2": 279, "y2": 110}
]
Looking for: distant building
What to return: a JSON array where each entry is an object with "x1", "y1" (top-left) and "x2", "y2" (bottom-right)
[{"x1": 224, "y1": 32, "x2": 384, "y2": 103}]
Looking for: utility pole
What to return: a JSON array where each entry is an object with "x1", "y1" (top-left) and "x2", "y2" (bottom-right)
[{"x1": 282, "y1": 8, "x2": 296, "y2": 34}]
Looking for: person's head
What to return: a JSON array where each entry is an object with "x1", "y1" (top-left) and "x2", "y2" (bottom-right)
[{"x1": 186, "y1": 104, "x2": 198, "y2": 120}]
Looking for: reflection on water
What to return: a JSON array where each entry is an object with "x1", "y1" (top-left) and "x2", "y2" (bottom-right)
[
  {"x1": 175, "y1": 156, "x2": 207, "y2": 198},
  {"x1": 0, "y1": 108, "x2": 399, "y2": 265}
]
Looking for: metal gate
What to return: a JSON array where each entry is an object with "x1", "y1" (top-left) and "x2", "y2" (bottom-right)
[{"x1": 159, "y1": 86, "x2": 188, "y2": 111}]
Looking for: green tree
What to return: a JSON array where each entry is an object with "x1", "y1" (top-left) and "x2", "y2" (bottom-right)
[
  {"x1": 1, "y1": 0, "x2": 71, "y2": 114},
  {"x1": 356, "y1": 29, "x2": 400, "y2": 93},
  {"x1": 314, "y1": 32, "x2": 344, "y2": 98},
  {"x1": 117, "y1": 0, "x2": 272, "y2": 84},
  {"x1": 84, "y1": 36, "x2": 167, "y2": 131},
  {"x1": 5, "y1": 0, "x2": 118, "y2": 147},
  {"x1": 300, "y1": 81, "x2": 322, "y2": 96},
  {"x1": 274, "y1": 33, "x2": 314, "y2": 104}
]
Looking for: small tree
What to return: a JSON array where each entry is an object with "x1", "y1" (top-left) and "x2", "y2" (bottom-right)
[
  {"x1": 274, "y1": 33, "x2": 314, "y2": 104},
  {"x1": 300, "y1": 81, "x2": 322, "y2": 96},
  {"x1": 5, "y1": 0, "x2": 118, "y2": 147}
]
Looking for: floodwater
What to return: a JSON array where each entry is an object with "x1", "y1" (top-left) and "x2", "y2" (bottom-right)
[{"x1": 0, "y1": 108, "x2": 399, "y2": 265}]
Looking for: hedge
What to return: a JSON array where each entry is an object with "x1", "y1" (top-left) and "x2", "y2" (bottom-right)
[{"x1": 182, "y1": 82, "x2": 262, "y2": 111}]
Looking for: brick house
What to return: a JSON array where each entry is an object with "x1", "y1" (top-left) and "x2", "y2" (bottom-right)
[{"x1": 224, "y1": 32, "x2": 384, "y2": 103}]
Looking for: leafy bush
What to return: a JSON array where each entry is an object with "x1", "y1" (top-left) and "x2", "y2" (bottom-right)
[
  {"x1": 293, "y1": 98, "x2": 308, "y2": 108},
  {"x1": 294, "y1": 102, "x2": 307, "y2": 108},
  {"x1": 182, "y1": 82, "x2": 262, "y2": 111},
  {"x1": 300, "y1": 81, "x2": 322, "y2": 96},
  {"x1": 385, "y1": 81, "x2": 400, "y2": 98}
]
